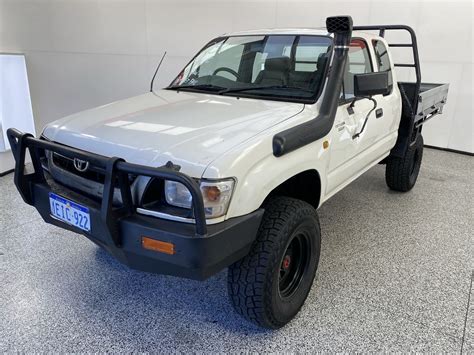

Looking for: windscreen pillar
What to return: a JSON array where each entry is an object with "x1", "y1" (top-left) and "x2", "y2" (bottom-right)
[{"x1": 272, "y1": 16, "x2": 353, "y2": 157}]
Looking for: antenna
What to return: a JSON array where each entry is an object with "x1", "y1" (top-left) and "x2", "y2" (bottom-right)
[{"x1": 150, "y1": 51, "x2": 167, "y2": 92}]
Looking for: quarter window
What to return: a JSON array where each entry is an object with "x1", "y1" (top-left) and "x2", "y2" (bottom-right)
[{"x1": 372, "y1": 40, "x2": 393, "y2": 92}]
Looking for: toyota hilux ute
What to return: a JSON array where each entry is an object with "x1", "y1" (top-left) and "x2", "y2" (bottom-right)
[{"x1": 8, "y1": 16, "x2": 449, "y2": 329}]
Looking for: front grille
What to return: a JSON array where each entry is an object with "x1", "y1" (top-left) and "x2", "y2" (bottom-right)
[
  {"x1": 51, "y1": 153, "x2": 136, "y2": 187},
  {"x1": 52, "y1": 153, "x2": 106, "y2": 184}
]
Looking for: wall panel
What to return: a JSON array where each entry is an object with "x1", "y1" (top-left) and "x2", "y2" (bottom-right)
[{"x1": 0, "y1": 0, "x2": 471, "y2": 171}]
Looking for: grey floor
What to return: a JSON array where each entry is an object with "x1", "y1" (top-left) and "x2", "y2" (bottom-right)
[{"x1": 1, "y1": 148, "x2": 473, "y2": 352}]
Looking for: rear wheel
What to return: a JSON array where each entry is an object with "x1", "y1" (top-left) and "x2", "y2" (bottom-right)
[
  {"x1": 386, "y1": 134, "x2": 424, "y2": 192},
  {"x1": 227, "y1": 197, "x2": 321, "y2": 329}
]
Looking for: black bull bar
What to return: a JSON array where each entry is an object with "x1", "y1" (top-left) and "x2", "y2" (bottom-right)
[{"x1": 6, "y1": 127, "x2": 208, "y2": 246}]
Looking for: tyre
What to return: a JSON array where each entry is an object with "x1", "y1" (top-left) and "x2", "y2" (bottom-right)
[
  {"x1": 227, "y1": 197, "x2": 321, "y2": 329},
  {"x1": 386, "y1": 134, "x2": 424, "y2": 192}
]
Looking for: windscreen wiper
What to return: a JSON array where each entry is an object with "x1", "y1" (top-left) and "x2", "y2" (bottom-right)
[
  {"x1": 219, "y1": 85, "x2": 315, "y2": 95},
  {"x1": 167, "y1": 84, "x2": 227, "y2": 93}
]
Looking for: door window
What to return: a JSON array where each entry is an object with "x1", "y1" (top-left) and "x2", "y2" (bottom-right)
[{"x1": 341, "y1": 39, "x2": 373, "y2": 100}]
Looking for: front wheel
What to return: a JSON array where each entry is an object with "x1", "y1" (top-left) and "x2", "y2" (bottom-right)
[
  {"x1": 227, "y1": 197, "x2": 321, "y2": 329},
  {"x1": 386, "y1": 134, "x2": 424, "y2": 192}
]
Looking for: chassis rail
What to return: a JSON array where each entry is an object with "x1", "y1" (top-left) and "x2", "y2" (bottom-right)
[{"x1": 6, "y1": 128, "x2": 208, "y2": 244}]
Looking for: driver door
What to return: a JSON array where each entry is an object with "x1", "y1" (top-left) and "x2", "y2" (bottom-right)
[{"x1": 326, "y1": 38, "x2": 384, "y2": 194}]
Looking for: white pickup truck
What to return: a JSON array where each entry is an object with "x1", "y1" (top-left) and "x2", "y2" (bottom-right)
[{"x1": 8, "y1": 16, "x2": 449, "y2": 328}]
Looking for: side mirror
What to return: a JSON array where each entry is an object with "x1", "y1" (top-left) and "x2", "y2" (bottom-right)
[{"x1": 354, "y1": 71, "x2": 389, "y2": 97}]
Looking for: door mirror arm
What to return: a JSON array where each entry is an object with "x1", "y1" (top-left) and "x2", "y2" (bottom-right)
[
  {"x1": 350, "y1": 72, "x2": 387, "y2": 138},
  {"x1": 347, "y1": 95, "x2": 372, "y2": 114}
]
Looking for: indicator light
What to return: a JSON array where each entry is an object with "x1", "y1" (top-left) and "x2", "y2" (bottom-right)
[{"x1": 142, "y1": 237, "x2": 175, "y2": 255}]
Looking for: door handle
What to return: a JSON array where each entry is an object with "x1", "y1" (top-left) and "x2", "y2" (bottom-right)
[{"x1": 376, "y1": 108, "x2": 383, "y2": 118}]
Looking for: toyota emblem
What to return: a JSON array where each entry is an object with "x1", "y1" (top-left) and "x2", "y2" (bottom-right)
[{"x1": 73, "y1": 158, "x2": 89, "y2": 172}]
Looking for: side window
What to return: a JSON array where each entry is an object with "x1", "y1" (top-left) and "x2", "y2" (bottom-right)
[
  {"x1": 342, "y1": 39, "x2": 373, "y2": 100},
  {"x1": 372, "y1": 40, "x2": 393, "y2": 92}
]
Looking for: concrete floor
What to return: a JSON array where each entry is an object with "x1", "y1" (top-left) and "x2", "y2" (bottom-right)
[{"x1": 0, "y1": 148, "x2": 473, "y2": 352}]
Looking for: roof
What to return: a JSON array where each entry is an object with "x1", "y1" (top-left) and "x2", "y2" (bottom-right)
[
  {"x1": 223, "y1": 28, "x2": 381, "y2": 40},
  {"x1": 225, "y1": 28, "x2": 330, "y2": 36}
]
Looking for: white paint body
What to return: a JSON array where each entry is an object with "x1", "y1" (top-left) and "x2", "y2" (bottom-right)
[{"x1": 42, "y1": 30, "x2": 402, "y2": 224}]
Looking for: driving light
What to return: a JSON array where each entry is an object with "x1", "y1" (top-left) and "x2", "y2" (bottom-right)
[{"x1": 164, "y1": 179, "x2": 235, "y2": 218}]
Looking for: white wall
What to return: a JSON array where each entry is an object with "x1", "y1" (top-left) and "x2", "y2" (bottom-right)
[
  {"x1": 0, "y1": 54, "x2": 36, "y2": 173},
  {"x1": 0, "y1": 0, "x2": 472, "y2": 169}
]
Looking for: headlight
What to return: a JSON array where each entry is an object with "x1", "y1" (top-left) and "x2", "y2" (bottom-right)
[
  {"x1": 164, "y1": 178, "x2": 235, "y2": 218},
  {"x1": 164, "y1": 180, "x2": 194, "y2": 209}
]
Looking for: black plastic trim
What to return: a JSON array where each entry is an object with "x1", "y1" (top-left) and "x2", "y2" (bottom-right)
[{"x1": 354, "y1": 71, "x2": 389, "y2": 97}]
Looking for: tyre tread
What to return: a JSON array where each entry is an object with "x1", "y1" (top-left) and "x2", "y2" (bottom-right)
[
  {"x1": 386, "y1": 134, "x2": 423, "y2": 192},
  {"x1": 228, "y1": 197, "x2": 319, "y2": 328}
]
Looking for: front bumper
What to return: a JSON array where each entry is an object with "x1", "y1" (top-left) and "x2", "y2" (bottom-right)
[{"x1": 7, "y1": 128, "x2": 263, "y2": 280}]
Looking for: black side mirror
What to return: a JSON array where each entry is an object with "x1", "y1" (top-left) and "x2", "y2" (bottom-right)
[{"x1": 354, "y1": 71, "x2": 389, "y2": 97}]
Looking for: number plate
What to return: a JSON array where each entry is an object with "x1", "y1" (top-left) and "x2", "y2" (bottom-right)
[{"x1": 49, "y1": 193, "x2": 91, "y2": 232}]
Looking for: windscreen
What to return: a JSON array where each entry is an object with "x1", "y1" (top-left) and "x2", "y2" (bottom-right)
[{"x1": 168, "y1": 35, "x2": 333, "y2": 102}]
